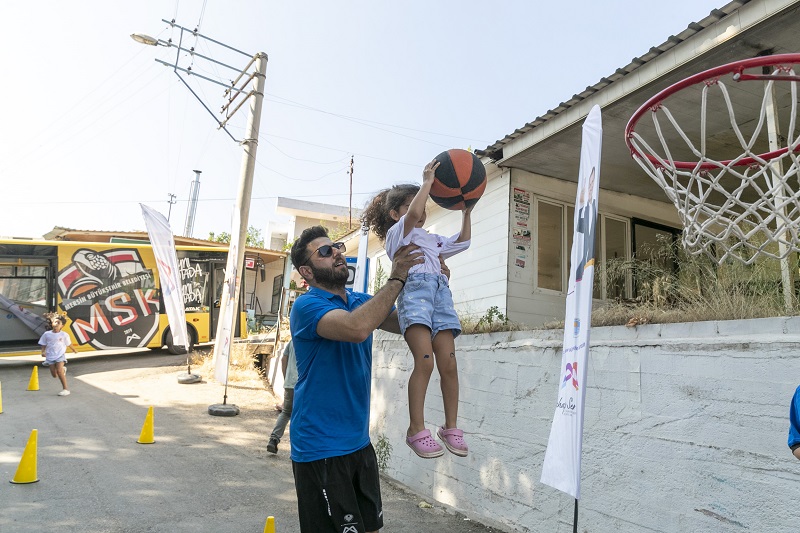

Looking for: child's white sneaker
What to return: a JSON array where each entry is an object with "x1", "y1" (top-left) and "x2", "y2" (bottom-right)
[
  {"x1": 57, "y1": 390, "x2": 70, "y2": 396},
  {"x1": 41, "y1": 361, "x2": 50, "y2": 366}
]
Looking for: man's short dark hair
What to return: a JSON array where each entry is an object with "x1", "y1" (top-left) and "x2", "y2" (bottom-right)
[{"x1": 290, "y1": 225, "x2": 329, "y2": 270}]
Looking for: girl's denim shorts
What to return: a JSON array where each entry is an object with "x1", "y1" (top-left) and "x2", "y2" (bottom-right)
[{"x1": 396, "y1": 272, "x2": 461, "y2": 338}]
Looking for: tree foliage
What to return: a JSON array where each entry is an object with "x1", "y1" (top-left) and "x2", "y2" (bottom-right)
[{"x1": 208, "y1": 226, "x2": 265, "y2": 248}]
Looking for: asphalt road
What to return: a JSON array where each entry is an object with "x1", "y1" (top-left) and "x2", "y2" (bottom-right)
[{"x1": 0, "y1": 350, "x2": 497, "y2": 533}]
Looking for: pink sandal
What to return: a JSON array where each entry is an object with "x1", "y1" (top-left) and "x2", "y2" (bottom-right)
[
  {"x1": 437, "y1": 426, "x2": 468, "y2": 457},
  {"x1": 406, "y1": 429, "x2": 444, "y2": 458}
]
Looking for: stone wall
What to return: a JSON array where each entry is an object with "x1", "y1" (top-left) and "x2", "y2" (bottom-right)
[{"x1": 370, "y1": 317, "x2": 800, "y2": 532}]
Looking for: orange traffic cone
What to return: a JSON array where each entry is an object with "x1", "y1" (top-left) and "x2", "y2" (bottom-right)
[
  {"x1": 27, "y1": 366, "x2": 39, "y2": 391},
  {"x1": 10, "y1": 429, "x2": 39, "y2": 484},
  {"x1": 263, "y1": 516, "x2": 275, "y2": 533},
  {"x1": 137, "y1": 406, "x2": 155, "y2": 444}
]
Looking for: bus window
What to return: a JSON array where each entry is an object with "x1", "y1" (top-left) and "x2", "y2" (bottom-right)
[{"x1": 0, "y1": 264, "x2": 51, "y2": 342}]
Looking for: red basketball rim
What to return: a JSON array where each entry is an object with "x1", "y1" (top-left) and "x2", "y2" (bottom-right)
[{"x1": 624, "y1": 53, "x2": 800, "y2": 170}]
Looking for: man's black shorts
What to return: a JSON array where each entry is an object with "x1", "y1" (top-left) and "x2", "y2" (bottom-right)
[{"x1": 292, "y1": 443, "x2": 383, "y2": 533}]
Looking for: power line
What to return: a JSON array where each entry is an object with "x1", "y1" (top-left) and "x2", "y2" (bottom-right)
[
  {"x1": 11, "y1": 189, "x2": 385, "y2": 206},
  {"x1": 264, "y1": 92, "x2": 492, "y2": 144},
  {"x1": 258, "y1": 132, "x2": 420, "y2": 167}
]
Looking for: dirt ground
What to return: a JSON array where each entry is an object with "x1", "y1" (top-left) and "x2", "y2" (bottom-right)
[{"x1": 0, "y1": 347, "x2": 498, "y2": 533}]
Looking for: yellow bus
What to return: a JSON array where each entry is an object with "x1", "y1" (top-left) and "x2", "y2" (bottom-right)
[{"x1": 0, "y1": 238, "x2": 250, "y2": 357}]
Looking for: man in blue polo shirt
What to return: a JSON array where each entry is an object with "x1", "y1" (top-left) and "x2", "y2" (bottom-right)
[
  {"x1": 289, "y1": 225, "x2": 422, "y2": 533},
  {"x1": 789, "y1": 385, "x2": 800, "y2": 460}
]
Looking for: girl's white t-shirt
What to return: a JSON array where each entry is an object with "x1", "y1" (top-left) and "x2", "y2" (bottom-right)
[
  {"x1": 38, "y1": 330, "x2": 71, "y2": 361},
  {"x1": 384, "y1": 214, "x2": 470, "y2": 274}
]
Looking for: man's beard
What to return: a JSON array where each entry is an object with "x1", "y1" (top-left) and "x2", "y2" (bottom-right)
[{"x1": 310, "y1": 262, "x2": 349, "y2": 290}]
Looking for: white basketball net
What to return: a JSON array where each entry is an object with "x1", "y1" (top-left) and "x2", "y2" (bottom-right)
[{"x1": 628, "y1": 65, "x2": 800, "y2": 265}]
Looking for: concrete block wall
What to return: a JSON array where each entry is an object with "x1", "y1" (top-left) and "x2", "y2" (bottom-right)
[{"x1": 370, "y1": 317, "x2": 800, "y2": 532}]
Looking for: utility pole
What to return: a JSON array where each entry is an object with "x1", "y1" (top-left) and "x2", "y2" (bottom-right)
[
  {"x1": 167, "y1": 193, "x2": 177, "y2": 222},
  {"x1": 208, "y1": 52, "x2": 267, "y2": 417},
  {"x1": 215, "y1": 52, "x2": 267, "y2": 333}
]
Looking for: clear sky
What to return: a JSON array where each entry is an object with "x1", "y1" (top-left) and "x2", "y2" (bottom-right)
[{"x1": 0, "y1": 0, "x2": 726, "y2": 241}]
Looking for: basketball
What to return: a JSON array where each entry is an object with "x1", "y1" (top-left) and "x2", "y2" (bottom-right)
[{"x1": 430, "y1": 149, "x2": 487, "y2": 210}]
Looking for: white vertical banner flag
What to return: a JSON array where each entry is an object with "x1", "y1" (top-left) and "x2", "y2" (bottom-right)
[
  {"x1": 140, "y1": 204, "x2": 189, "y2": 351},
  {"x1": 353, "y1": 222, "x2": 369, "y2": 293},
  {"x1": 213, "y1": 207, "x2": 241, "y2": 384},
  {"x1": 540, "y1": 105, "x2": 602, "y2": 499}
]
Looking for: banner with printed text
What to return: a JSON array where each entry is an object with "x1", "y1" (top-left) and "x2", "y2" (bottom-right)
[
  {"x1": 213, "y1": 207, "x2": 241, "y2": 384},
  {"x1": 141, "y1": 204, "x2": 189, "y2": 351},
  {"x1": 540, "y1": 105, "x2": 602, "y2": 499}
]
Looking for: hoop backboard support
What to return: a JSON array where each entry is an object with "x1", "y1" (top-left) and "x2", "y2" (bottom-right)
[{"x1": 625, "y1": 53, "x2": 800, "y2": 270}]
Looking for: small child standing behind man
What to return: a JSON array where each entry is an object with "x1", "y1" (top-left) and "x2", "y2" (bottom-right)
[{"x1": 39, "y1": 314, "x2": 77, "y2": 396}]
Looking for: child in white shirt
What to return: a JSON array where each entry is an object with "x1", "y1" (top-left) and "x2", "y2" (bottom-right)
[{"x1": 39, "y1": 314, "x2": 77, "y2": 396}]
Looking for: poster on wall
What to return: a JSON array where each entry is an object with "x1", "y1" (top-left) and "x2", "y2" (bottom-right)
[{"x1": 511, "y1": 187, "x2": 532, "y2": 281}]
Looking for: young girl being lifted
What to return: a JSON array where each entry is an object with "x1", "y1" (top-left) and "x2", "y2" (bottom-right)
[{"x1": 362, "y1": 159, "x2": 473, "y2": 458}]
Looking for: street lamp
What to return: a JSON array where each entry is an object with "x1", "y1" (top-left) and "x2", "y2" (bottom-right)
[{"x1": 130, "y1": 33, "x2": 160, "y2": 46}]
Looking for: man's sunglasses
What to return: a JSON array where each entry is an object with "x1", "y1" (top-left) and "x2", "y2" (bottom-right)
[{"x1": 303, "y1": 242, "x2": 346, "y2": 265}]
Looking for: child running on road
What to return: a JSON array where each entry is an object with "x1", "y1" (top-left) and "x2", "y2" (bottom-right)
[
  {"x1": 39, "y1": 314, "x2": 77, "y2": 396},
  {"x1": 362, "y1": 159, "x2": 473, "y2": 458}
]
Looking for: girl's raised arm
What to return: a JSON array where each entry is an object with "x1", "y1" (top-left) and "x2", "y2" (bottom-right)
[{"x1": 404, "y1": 159, "x2": 439, "y2": 237}]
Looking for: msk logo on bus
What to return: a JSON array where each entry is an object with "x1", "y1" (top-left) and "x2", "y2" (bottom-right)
[{"x1": 57, "y1": 248, "x2": 160, "y2": 349}]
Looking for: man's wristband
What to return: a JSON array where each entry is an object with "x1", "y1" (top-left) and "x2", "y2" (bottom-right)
[{"x1": 387, "y1": 277, "x2": 406, "y2": 288}]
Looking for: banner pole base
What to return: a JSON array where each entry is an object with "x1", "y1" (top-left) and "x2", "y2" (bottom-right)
[
  {"x1": 573, "y1": 499, "x2": 578, "y2": 533},
  {"x1": 178, "y1": 372, "x2": 202, "y2": 384},
  {"x1": 209, "y1": 394, "x2": 239, "y2": 416}
]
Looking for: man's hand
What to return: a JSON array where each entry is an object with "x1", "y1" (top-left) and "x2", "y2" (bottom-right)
[
  {"x1": 389, "y1": 243, "x2": 423, "y2": 280},
  {"x1": 439, "y1": 255, "x2": 450, "y2": 280}
]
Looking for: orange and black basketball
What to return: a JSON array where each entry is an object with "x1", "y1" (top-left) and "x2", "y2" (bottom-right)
[{"x1": 430, "y1": 149, "x2": 486, "y2": 210}]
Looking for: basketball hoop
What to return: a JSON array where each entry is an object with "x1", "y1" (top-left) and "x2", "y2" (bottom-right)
[{"x1": 625, "y1": 53, "x2": 800, "y2": 265}]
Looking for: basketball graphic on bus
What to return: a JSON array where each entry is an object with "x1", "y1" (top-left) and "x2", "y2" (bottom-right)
[{"x1": 57, "y1": 248, "x2": 159, "y2": 349}]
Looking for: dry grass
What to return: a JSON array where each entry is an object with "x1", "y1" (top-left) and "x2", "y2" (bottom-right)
[
  {"x1": 544, "y1": 237, "x2": 798, "y2": 330},
  {"x1": 460, "y1": 305, "x2": 526, "y2": 334},
  {"x1": 190, "y1": 343, "x2": 268, "y2": 385}
]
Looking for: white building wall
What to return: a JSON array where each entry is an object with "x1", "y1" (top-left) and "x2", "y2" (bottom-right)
[
  {"x1": 426, "y1": 164, "x2": 510, "y2": 320},
  {"x1": 370, "y1": 317, "x2": 800, "y2": 533}
]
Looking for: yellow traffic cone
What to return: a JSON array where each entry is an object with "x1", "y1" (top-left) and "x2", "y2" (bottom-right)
[
  {"x1": 137, "y1": 406, "x2": 155, "y2": 444},
  {"x1": 27, "y1": 366, "x2": 39, "y2": 391},
  {"x1": 0, "y1": 381, "x2": 4, "y2": 414},
  {"x1": 10, "y1": 429, "x2": 39, "y2": 484},
  {"x1": 263, "y1": 516, "x2": 275, "y2": 533}
]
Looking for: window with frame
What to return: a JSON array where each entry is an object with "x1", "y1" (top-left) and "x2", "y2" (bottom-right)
[
  {"x1": 535, "y1": 196, "x2": 632, "y2": 299},
  {"x1": 631, "y1": 219, "x2": 680, "y2": 298},
  {"x1": 0, "y1": 264, "x2": 49, "y2": 307},
  {"x1": 536, "y1": 200, "x2": 563, "y2": 291}
]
